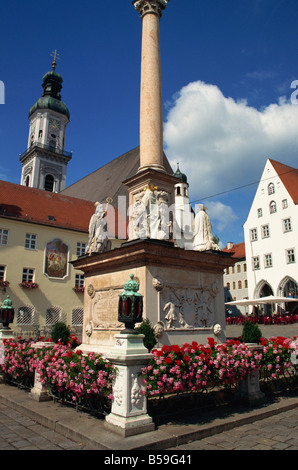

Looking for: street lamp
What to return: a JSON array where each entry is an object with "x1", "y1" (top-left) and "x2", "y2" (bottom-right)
[
  {"x1": 118, "y1": 274, "x2": 143, "y2": 334},
  {"x1": 0, "y1": 295, "x2": 15, "y2": 329}
]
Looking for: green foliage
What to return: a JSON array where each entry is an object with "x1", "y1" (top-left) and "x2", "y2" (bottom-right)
[
  {"x1": 136, "y1": 318, "x2": 157, "y2": 352},
  {"x1": 241, "y1": 320, "x2": 262, "y2": 344},
  {"x1": 51, "y1": 322, "x2": 71, "y2": 345}
]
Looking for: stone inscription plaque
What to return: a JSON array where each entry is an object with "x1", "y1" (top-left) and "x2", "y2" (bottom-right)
[{"x1": 92, "y1": 288, "x2": 123, "y2": 329}]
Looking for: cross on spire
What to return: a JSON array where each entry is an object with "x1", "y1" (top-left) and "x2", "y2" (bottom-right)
[{"x1": 51, "y1": 49, "x2": 60, "y2": 71}]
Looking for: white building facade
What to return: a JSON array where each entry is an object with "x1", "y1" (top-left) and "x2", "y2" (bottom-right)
[{"x1": 243, "y1": 159, "x2": 298, "y2": 313}]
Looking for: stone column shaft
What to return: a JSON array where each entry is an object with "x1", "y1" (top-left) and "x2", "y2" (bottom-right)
[{"x1": 134, "y1": 1, "x2": 170, "y2": 173}]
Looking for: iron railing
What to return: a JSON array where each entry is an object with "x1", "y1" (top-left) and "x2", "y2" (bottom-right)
[{"x1": 20, "y1": 142, "x2": 72, "y2": 160}]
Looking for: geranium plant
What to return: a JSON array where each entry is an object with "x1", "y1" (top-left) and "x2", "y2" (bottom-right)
[
  {"x1": 1, "y1": 338, "x2": 35, "y2": 387},
  {"x1": 0, "y1": 280, "x2": 10, "y2": 288},
  {"x1": 19, "y1": 281, "x2": 39, "y2": 289},
  {"x1": 35, "y1": 344, "x2": 115, "y2": 406},
  {"x1": 260, "y1": 336, "x2": 295, "y2": 379},
  {"x1": 141, "y1": 338, "x2": 263, "y2": 397},
  {"x1": 73, "y1": 285, "x2": 84, "y2": 293}
]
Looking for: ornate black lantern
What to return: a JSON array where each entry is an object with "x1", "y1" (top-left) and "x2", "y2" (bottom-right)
[
  {"x1": 0, "y1": 295, "x2": 15, "y2": 328},
  {"x1": 118, "y1": 274, "x2": 143, "y2": 334}
]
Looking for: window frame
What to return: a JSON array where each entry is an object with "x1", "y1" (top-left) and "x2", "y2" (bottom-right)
[
  {"x1": 0, "y1": 228, "x2": 9, "y2": 245},
  {"x1": 252, "y1": 256, "x2": 260, "y2": 270},
  {"x1": 25, "y1": 233, "x2": 37, "y2": 250},
  {"x1": 22, "y1": 268, "x2": 35, "y2": 283},
  {"x1": 264, "y1": 253, "x2": 273, "y2": 268},
  {"x1": 283, "y1": 217, "x2": 292, "y2": 233},
  {"x1": 261, "y1": 224, "x2": 270, "y2": 239},
  {"x1": 250, "y1": 228, "x2": 258, "y2": 242},
  {"x1": 76, "y1": 242, "x2": 86, "y2": 257},
  {"x1": 286, "y1": 248, "x2": 296, "y2": 264}
]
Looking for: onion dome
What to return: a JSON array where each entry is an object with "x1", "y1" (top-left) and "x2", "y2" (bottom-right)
[
  {"x1": 29, "y1": 56, "x2": 70, "y2": 119},
  {"x1": 173, "y1": 162, "x2": 188, "y2": 183}
]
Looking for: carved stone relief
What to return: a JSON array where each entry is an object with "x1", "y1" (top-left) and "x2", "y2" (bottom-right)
[
  {"x1": 87, "y1": 285, "x2": 124, "y2": 330},
  {"x1": 159, "y1": 282, "x2": 219, "y2": 330}
]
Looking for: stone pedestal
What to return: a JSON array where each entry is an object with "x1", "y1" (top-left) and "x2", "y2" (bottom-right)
[
  {"x1": 0, "y1": 328, "x2": 14, "y2": 384},
  {"x1": 239, "y1": 345, "x2": 265, "y2": 406},
  {"x1": 105, "y1": 333, "x2": 155, "y2": 436},
  {"x1": 30, "y1": 341, "x2": 55, "y2": 402},
  {"x1": 72, "y1": 240, "x2": 234, "y2": 356}
]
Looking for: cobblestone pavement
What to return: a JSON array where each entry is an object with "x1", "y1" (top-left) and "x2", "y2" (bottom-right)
[
  {"x1": 0, "y1": 401, "x2": 93, "y2": 450},
  {"x1": 167, "y1": 407, "x2": 298, "y2": 450}
]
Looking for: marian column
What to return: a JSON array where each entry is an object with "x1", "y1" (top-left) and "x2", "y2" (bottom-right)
[
  {"x1": 125, "y1": 0, "x2": 177, "y2": 241},
  {"x1": 134, "y1": 0, "x2": 168, "y2": 173}
]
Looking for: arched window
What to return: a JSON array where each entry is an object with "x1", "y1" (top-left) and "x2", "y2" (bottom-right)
[
  {"x1": 44, "y1": 174, "x2": 54, "y2": 192},
  {"x1": 268, "y1": 183, "x2": 275, "y2": 195},
  {"x1": 269, "y1": 201, "x2": 277, "y2": 214},
  {"x1": 25, "y1": 175, "x2": 30, "y2": 187}
]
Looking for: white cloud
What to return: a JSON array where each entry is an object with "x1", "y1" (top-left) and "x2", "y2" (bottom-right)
[
  {"x1": 205, "y1": 201, "x2": 238, "y2": 232},
  {"x1": 164, "y1": 80, "x2": 298, "y2": 204}
]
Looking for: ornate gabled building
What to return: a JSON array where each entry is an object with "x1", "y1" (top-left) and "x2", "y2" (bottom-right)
[
  {"x1": 243, "y1": 159, "x2": 298, "y2": 314},
  {"x1": 20, "y1": 54, "x2": 72, "y2": 193}
]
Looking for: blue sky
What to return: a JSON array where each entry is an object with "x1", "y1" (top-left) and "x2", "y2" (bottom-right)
[{"x1": 1, "y1": 0, "x2": 298, "y2": 246}]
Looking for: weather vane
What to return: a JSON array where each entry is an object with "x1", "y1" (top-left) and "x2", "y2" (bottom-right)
[{"x1": 51, "y1": 49, "x2": 60, "y2": 71}]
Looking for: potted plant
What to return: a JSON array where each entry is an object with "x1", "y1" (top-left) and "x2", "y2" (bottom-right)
[
  {"x1": 51, "y1": 321, "x2": 71, "y2": 345},
  {"x1": 135, "y1": 318, "x2": 157, "y2": 352},
  {"x1": 241, "y1": 320, "x2": 262, "y2": 346}
]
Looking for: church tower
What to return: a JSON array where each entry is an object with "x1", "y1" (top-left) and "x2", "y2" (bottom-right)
[
  {"x1": 20, "y1": 52, "x2": 72, "y2": 192},
  {"x1": 173, "y1": 163, "x2": 194, "y2": 248}
]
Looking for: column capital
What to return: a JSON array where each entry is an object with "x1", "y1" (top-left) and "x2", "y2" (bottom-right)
[{"x1": 133, "y1": 0, "x2": 169, "y2": 19}]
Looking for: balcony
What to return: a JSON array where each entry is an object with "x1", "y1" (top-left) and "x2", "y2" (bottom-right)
[{"x1": 19, "y1": 142, "x2": 72, "y2": 160}]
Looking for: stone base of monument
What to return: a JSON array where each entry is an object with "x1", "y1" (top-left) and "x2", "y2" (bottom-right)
[
  {"x1": 30, "y1": 341, "x2": 55, "y2": 402},
  {"x1": 72, "y1": 239, "x2": 234, "y2": 356},
  {"x1": 0, "y1": 327, "x2": 14, "y2": 343},
  {"x1": 238, "y1": 345, "x2": 266, "y2": 407},
  {"x1": 0, "y1": 328, "x2": 14, "y2": 384},
  {"x1": 104, "y1": 333, "x2": 155, "y2": 437}
]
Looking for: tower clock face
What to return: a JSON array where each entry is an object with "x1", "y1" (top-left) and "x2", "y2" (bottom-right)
[{"x1": 49, "y1": 119, "x2": 61, "y2": 131}]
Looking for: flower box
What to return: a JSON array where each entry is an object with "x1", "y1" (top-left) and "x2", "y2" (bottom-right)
[
  {"x1": 0, "y1": 280, "x2": 10, "y2": 288},
  {"x1": 19, "y1": 282, "x2": 39, "y2": 289},
  {"x1": 73, "y1": 286, "x2": 84, "y2": 293}
]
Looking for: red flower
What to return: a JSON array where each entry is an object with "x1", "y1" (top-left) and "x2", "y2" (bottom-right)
[
  {"x1": 156, "y1": 350, "x2": 164, "y2": 357},
  {"x1": 171, "y1": 345, "x2": 181, "y2": 354},
  {"x1": 165, "y1": 357, "x2": 172, "y2": 365},
  {"x1": 207, "y1": 337, "x2": 216, "y2": 348},
  {"x1": 175, "y1": 360, "x2": 181, "y2": 366}
]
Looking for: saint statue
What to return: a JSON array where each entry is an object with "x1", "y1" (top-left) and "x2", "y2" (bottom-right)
[
  {"x1": 193, "y1": 204, "x2": 220, "y2": 252},
  {"x1": 85, "y1": 202, "x2": 111, "y2": 255}
]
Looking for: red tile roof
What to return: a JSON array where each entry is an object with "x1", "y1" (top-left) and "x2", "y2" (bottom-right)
[
  {"x1": 269, "y1": 159, "x2": 298, "y2": 204},
  {"x1": 0, "y1": 181, "x2": 126, "y2": 237},
  {"x1": 223, "y1": 242, "x2": 246, "y2": 259}
]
